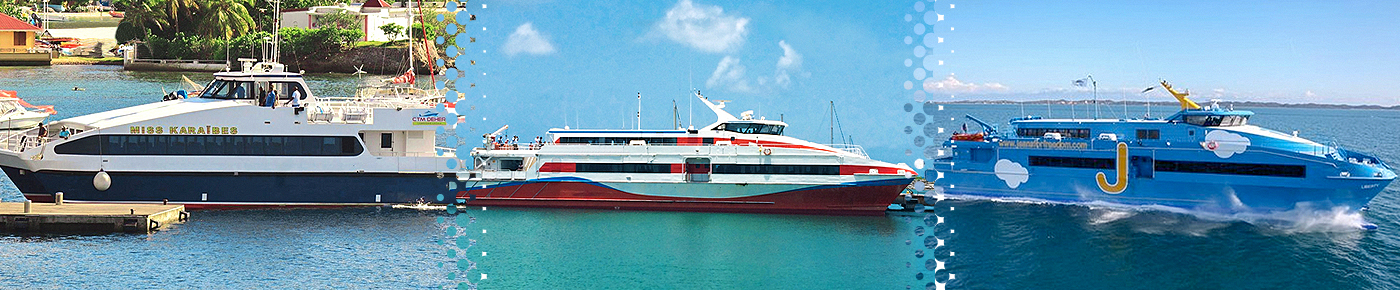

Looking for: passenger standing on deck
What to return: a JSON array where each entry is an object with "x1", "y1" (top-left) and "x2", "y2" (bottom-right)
[{"x1": 265, "y1": 91, "x2": 277, "y2": 109}]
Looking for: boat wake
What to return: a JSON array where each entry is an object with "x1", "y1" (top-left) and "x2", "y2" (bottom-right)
[{"x1": 931, "y1": 193, "x2": 1375, "y2": 233}]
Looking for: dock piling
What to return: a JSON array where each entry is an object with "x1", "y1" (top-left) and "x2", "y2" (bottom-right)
[
  {"x1": 55, "y1": 192, "x2": 63, "y2": 205},
  {"x1": 23, "y1": 200, "x2": 30, "y2": 213}
]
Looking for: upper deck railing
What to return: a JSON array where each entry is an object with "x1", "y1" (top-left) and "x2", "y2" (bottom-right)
[
  {"x1": 0, "y1": 127, "x2": 44, "y2": 153},
  {"x1": 476, "y1": 140, "x2": 871, "y2": 158}
]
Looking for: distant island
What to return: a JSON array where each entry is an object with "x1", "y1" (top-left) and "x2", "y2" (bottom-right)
[{"x1": 933, "y1": 99, "x2": 1400, "y2": 110}]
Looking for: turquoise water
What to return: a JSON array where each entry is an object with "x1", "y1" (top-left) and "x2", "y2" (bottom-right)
[{"x1": 1, "y1": 66, "x2": 1398, "y2": 289}]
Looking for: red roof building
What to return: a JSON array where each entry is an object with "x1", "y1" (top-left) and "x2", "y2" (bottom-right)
[
  {"x1": 0, "y1": 13, "x2": 43, "y2": 32},
  {"x1": 362, "y1": 0, "x2": 392, "y2": 8}
]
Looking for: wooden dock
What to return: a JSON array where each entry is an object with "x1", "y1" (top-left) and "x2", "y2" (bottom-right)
[{"x1": 1, "y1": 202, "x2": 188, "y2": 234}]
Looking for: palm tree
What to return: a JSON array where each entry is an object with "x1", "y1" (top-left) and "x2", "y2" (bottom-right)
[
  {"x1": 164, "y1": 0, "x2": 201, "y2": 33},
  {"x1": 199, "y1": 0, "x2": 256, "y2": 40},
  {"x1": 120, "y1": 1, "x2": 170, "y2": 35}
]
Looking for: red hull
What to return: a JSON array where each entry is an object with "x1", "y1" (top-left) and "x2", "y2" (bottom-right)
[{"x1": 457, "y1": 181, "x2": 908, "y2": 216}]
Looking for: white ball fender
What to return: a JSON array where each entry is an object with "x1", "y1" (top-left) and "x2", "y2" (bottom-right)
[{"x1": 94, "y1": 171, "x2": 111, "y2": 191}]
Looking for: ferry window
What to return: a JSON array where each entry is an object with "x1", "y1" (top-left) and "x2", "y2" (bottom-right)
[
  {"x1": 575, "y1": 163, "x2": 673, "y2": 173},
  {"x1": 1136, "y1": 129, "x2": 1160, "y2": 140},
  {"x1": 557, "y1": 137, "x2": 678, "y2": 145},
  {"x1": 380, "y1": 133, "x2": 393, "y2": 149},
  {"x1": 1029, "y1": 156, "x2": 1114, "y2": 169},
  {"x1": 1184, "y1": 115, "x2": 1238, "y2": 127},
  {"x1": 717, "y1": 123, "x2": 785, "y2": 135},
  {"x1": 1155, "y1": 160, "x2": 1304, "y2": 178},
  {"x1": 272, "y1": 82, "x2": 308, "y2": 100},
  {"x1": 54, "y1": 135, "x2": 364, "y2": 156},
  {"x1": 712, "y1": 164, "x2": 840, "y2": 175},
  {"x1": 1017, "y1": 128, "x2": 1089, "y2": 139}
]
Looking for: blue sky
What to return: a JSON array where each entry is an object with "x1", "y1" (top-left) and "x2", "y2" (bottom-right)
[{"x1": 452, "y1": 0, "x2": 1400, "y2": 162}]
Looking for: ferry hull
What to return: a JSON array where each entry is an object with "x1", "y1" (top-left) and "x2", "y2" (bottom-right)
[
  {"x1": 5, "y1": 167, "x2": 448, "y2": 209},
  {"x1": 930, "y1": 168, "x2": 1391, "y2": 213},
  {"x1": 456, "y1": 177, "x2": 913, "y2": 215}
]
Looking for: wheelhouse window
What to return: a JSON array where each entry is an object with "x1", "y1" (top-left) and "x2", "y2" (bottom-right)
[
  {"x1": 715, "y1": 123, "x2": 784, "y2": 135},
  {"x1": 1183, "y1": 115, "x2": 1248, "y2": 127},
  {"x1": 200, "y1": 80, "x2": 256, "y2": 99},
  {"x1": 199, "y1": 80, "x2": 306, "y2": 100}
]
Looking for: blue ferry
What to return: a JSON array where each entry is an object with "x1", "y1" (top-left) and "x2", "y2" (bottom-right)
[{"x1": 930, "y1": 81, "x2": 1395, "y2": 214}]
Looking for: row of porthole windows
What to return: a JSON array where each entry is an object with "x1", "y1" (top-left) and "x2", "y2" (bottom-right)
[{"x1": 53, "y1": 135, "x2": 364, "y2": 156}]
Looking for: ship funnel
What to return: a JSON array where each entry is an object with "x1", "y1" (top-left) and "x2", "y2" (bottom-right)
[{"x1": 1161, "y1": 80, "x2": 1202, "y2": 110}]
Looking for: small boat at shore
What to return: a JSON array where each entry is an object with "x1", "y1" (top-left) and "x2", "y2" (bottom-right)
[
  {"x1": 0, "y1": 90, "x2": 55, "y2": 130},
  {"x1": 931, "y1": 80, "x2": 1395, "y2": 215}
]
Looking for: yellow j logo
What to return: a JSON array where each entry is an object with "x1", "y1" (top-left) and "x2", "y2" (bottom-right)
[{"x1": 1095, "y1": 142, "x2": 1128, "y2": 194}]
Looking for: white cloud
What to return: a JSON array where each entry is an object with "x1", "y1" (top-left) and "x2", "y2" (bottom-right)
[
  {"x1": 705, "y1": 41, "x2": 809, "y2": 94},
  {"x1": 706, "y1": 56, "x2": 753, "y2": 93},
  {"x1": 923, "y1": 74, "x2": 1009, "y2": 93},
  {"x1": 502, "y1": 22, "x2": 556, "y2": 57},
  {"x1": 773, "y1": 40, "x2": 804, "y2": 88},
  {"x1": 653, "y1": 0, "x2": 749, "y2": 53}
]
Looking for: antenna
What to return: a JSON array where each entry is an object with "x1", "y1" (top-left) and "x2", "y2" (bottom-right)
[
  {"x1": 829, "y1": 101, "x2": 835, "y2": 144},
  {"x1": 1088, "y1": 75, "x2": 1098, "y2": 119},
  {"x1": 636, "y1": 92, "x2": 642, "y2": 130}
]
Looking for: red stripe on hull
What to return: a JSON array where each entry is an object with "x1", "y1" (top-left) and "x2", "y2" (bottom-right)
[{"x1": 457, "y1": 182, "x2": 906, "y2": 215}]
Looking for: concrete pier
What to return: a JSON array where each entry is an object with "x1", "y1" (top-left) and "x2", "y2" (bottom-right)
[{"x1": 1, "y1": 202, "x2": 187, "y2": 234}]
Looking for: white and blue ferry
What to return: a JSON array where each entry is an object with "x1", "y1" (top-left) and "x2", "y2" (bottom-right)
[
  {"x1": 931, "y1": 81, "x2": 1395, "y2": 214},
  {"x1": 0, "y1": 60, "x2": 456, "y2": 208}
]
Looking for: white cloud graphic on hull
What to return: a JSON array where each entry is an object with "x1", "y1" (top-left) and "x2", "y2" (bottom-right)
[
  {"x1": 1203, "y1": 130, "x2": 1250, "y2": 158},
  {"x1": 994, "y1": 159, "x2": 1029, "y2": 189}
]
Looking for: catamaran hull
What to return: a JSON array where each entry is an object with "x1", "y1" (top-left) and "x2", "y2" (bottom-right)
[
  {"x1": 455, "y1": 177, "x2": 914, "y2": 215},
  {"x1": 5, "y1": 167, "x2": 449, "y2": 209},
  {"x1": 930, "y1": 168, "x2": 1390, "y2": 214}
]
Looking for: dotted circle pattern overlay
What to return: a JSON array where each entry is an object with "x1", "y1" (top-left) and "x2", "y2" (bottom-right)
[
  {"x1": 436, "y1": 1, "x2": 487, "y2": 289},
  {"x1": 901, "y1": 1, "x2": 955, "y2": 289}
]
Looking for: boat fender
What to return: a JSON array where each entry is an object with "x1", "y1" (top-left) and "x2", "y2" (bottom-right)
[
  {"x1": 94, "y1": 170, "x2": 111, "y2": 191},
  {"x1": 762, "y1": 148, "x2": 773, "y2": 155}
]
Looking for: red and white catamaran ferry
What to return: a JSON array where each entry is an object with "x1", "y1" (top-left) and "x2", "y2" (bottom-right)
[{"x1": 456, "y1": 93, "x2": 915, "y2": 215}]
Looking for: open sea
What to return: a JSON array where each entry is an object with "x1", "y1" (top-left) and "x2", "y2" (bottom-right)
[{"x1": 2, "y1": 65, "x2": 1398, "y2": 289}]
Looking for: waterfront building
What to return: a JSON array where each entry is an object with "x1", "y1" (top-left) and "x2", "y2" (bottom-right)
[
  {"x1": 279, "y1": 0, "x2": 414, "y2": 43},
  {"x1": 0, "y1": 13, "x2": 49, "y2": 66}
]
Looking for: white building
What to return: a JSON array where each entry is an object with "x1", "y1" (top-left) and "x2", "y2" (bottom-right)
[{"x1": 280, "y1": 0, "x2": 413, "y2": 42}]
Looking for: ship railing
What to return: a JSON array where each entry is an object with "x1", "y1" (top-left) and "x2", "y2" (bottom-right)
[
  {"x1": 491, "y1": 142, "x2": 871, "y2": 157},
  {"x1": 370, "y1": 148, "x2": 458, "y2": 157},
  {"x1": 822, "y1": 144, "x2": 870, "y2": 158},
  {"x1": 0, "y1": 127, "x2": 44, "y2": 153},
  {"x1": 480, "y1": 143, "x2": 546, "y2": 151}
]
